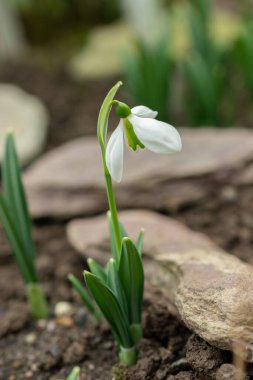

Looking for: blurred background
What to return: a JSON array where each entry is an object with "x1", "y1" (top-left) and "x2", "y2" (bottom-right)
[{"x1": 0, "y1": 0, "x2": 253, "y2": 162}]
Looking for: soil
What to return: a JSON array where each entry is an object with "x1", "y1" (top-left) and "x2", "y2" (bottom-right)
[{"x1": 1, "y1": 61, "x2": 253, "y2": 379}]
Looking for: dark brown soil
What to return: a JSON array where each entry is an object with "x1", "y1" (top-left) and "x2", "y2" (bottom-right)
[{"x1": 1, "y1": 61, "x2": 253, "y2": 379}]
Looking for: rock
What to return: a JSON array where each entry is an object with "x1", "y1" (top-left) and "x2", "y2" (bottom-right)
[
  {"x1": 69, "y1": 22, "x2": 134, "y2": 79},
  {"x1": 24, "y1": 332, "x2": 37, "y2": 345},
  {"x1": 156, "y1": 249, "x2": 253, "y2": 363},
  {"x1": 54, "y1": 302, "x2": 73, "y2": 317},
  {"x1": 216, "y1": 364, "x2": 248, "y2": 380},
  {"x1": 55, "y1": 317, "x2": 74, "y2": 328},
  {"x1": 25, "y1": 128, "x2": 253, "y2": 219},
  {"x1": 67, "y1": 210, "x2": 253, "y2": 361},
  {"x1": 67, "y1": 210, "x2": 217, "y2": 264},
  {"x1": 0, "y1": 84, "x2": 49, "y2": 166}
]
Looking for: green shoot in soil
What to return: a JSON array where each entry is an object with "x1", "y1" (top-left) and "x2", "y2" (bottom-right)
[{"x1": 0, "y1": 133, "x2": 48, "y2": 319}]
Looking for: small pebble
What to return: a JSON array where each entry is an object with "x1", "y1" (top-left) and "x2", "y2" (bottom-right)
[
  {"x1": 30, "y1": 363, "x2": 38, "y2": 372},
  {"x1": 12, "y1": 360, "x2": 22, "y2": 369},
  {"x1": 36, "y1": 320, "x2": 47, "y2": 330},
  {"x1": 88, "y1": 363, "x2": 95, "y2": 370},
  {"x1": 103, "y1": 341, "x2": 113, "y2": 349},
  {"x1": 47, "y1": 321, "x2": 56, "y2": 332},
  {"x1": 24, "y1": 371, "x2": 33, "y2": 378},
  {"x1": 74, "y1": 307, "x2": 87, "y2": 326},
  {"x1": 25, "y1": 332, "x2": 37, "y2": 344},
  {"x1": 56, "y1": 316, "x2": 74, "y2": 327},
  {"x1": 220, "y1": 186, "x2": 238, "y2": 203},
  {"x1": 54, "y1": 301, "x2": 73, "y2": 317}
]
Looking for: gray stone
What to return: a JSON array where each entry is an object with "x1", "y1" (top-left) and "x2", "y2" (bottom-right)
[
  {"x1": 67, "y1": 210, "x2": 253, "y2": 362},
  {"x1": 25, "y1": 128, "x2": 253, "y2": 218},
  {"x1": 0, "y1": 84, "x2": 49, "y2": 166}
]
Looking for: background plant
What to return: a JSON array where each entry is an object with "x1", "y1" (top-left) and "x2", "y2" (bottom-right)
[
  {"x1": 183, "y1": 0, "x2": 231, "y2": 126},
  {"x1": 0, "y1": 133, "x2": 48, "y2": 319},
  {"x1": 123, "y1": 36, "x2": 173, "y2": 122},
  {"x1": 233, "y1": 21, "x2": 253, "y2": 103},
  {"x1": 66, "y1": 366, "x2": 80, "y2": 380}
]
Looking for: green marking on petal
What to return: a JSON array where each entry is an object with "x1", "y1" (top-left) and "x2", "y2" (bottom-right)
[{"x1": 124, "y1": 119, "x2": 145, "y2": 151}]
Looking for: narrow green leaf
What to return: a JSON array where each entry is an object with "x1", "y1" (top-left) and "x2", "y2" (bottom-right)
[
  {"x1": 2, "y1": 133, "x2": 35, "y2": 262},
  {"x1": 68, "y1": 274, "x2": 99, "y2": 319},
  {"x1": 84, "y1": 271, "x2": 132, "y2": 348},
  {"x1": 118, "y1": 238, "x2": 144, "y2": 325},
  {"x1": 0, "y1": 194, "x2": 36, "y2": 283},
  {"x1": 107, "y1": 259, "x2": 129, "y2": 318},
  {"x1": 136, "y1": 228, "x2": 145, "y2": 255},
  {"x1": 66, "y1": 366, "x2": 80, "y2": 380},
  {"x1": 97, "y1": 81, "x2": 122, "y2": 149},
  {"x1": 87, "y1": 258, "x2": 107, "y2": 283}
]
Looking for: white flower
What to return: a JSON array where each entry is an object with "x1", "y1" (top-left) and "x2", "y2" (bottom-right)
[{"x1": 106, "y1": 105, "x2": 182, "y2": 182}]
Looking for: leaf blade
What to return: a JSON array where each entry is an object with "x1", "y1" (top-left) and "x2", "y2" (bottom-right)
[
  {"x1": 84, "y1": 271, "x2": 132, "y2": 348},
  {"x1": 118, "y1": 238, "x2": 144, "y2": 325}
]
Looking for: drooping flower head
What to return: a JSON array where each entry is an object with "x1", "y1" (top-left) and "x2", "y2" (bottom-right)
[{"x1": 106, "y1": 101, "x2": 182, "y2": 182}]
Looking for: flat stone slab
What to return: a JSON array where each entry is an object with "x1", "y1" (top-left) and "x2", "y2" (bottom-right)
[
  {"x1": 25, "y1": 128, "x2": 253, "y2": 219},
  {"x1": 0, "y1": 84, "x2": 49, "y2": 166},
  {"x1": 67, "y1": 210, "x2": 253, "y2": 361}
]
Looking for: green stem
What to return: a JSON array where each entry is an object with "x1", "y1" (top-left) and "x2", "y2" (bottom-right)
[
  {"x1": 102, "y1": 155, "x2": 121, "y2": 259},
  {"x1": 26, "y1": 283, "x2": 49, "y2": 320},
  {"x1": 119, "y1": 346, "x2": 137, "y2": 366},
  {"x1": 130, "y1": 324, "x2": 143, "y2": 345}
]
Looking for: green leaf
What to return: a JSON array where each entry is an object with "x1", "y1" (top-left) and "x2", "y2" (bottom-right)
[
  {"x1": 66, "y1": 366, "x2": 80, "y2": 380},
  {"x1": 136, "y1": 228, "x2": 144, "y2": 255},
  {"x1": 97, "y1": 81, "x2": 122, "y2": 149},
  {"x1": 87, "y1": 258, "x2": 107, "y2": 283},
  {"x1": 118, "y1": 238, "x2": 144, "y2": 325},
  {"x1": 84, "y1": 271, "x2": 132, "y2": 348},
  {"x1": 107, "y1": 211, "x2": 127, "y2": 262},
  {"x1": 107, "y1": 259, "x2": 129, "y2": 318},
  {"x1": 68, "y1": 274, "x2": 99, "y2": 319},
  {"x1": 2, "y1": 133, "x2": 35, "y2": 262},
  {"x1": 0, "y1": 194, "x2": 36, "y2": 283}
]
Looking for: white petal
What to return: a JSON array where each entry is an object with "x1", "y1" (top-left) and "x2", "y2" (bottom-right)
[
  {"x1": 131, "y1": 105, "x2": 158, "y2": 119},
  {"x1": 129, "y1": 114, "x2": 182, "y2": 154},
  {"x1": 106, "y1": 121, "x2": 124, "y2": 182}
]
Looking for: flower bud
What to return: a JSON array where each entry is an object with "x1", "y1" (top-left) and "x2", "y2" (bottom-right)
[{"x1": 114, "y1": 101, "x2": 131, "y2": 118}]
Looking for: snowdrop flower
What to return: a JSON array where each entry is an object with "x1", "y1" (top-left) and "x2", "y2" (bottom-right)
[{"x1": 106, "y1": 102, "x2": 182, "y2": 182}]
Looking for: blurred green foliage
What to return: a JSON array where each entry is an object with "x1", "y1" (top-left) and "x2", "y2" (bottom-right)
[
  {"x1": 123, "y1": 0, "x2": 253, "y2": 127},
  {"x1": 8, "y1": 0, "x2": 253, "y2": 127},
  {"x1": 233, "y1": 22, "x2": 253, "y2": 102},
  {"x1": 123, "y1": 37, "x2": 173, "y2": 122},
  {"x1": 183, "y1": 0, "x2": 231, "y2": 126}
]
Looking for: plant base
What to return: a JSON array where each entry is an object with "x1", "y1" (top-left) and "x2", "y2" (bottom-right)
[
  {"x1": 26, "y1": 283, "x2": 49, "y2": 320},
  {"x1": 119, "y1": 346, "x2": 137, "y2": 366}
]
